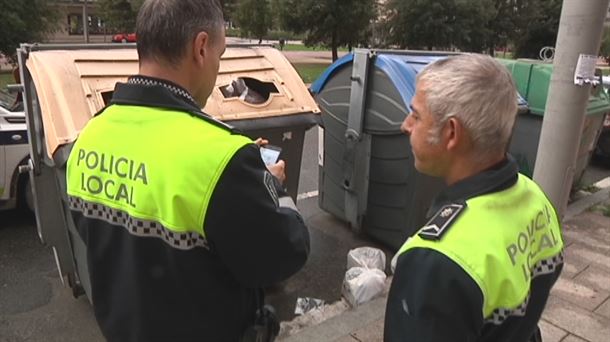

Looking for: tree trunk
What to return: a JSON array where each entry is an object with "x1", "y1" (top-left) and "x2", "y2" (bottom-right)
[{"x1": 331, "y1": 30, "x2": 338, "y2": 61}]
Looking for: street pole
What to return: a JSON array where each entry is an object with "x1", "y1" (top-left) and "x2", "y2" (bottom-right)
[
  {"x1": 83, "y1": 0, "x2": 89, "y2": 43},
  {"x1": 533, "y1": 0, "x2": 610, "y2": 217}
]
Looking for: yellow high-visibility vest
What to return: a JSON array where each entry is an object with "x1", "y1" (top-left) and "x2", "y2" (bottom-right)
[
  {"x1": 397, "y1": 174, "x2": 563, "y2": 323},
  {"x1": 67, "y1": 104, "x2": 251, "y2": 240}
]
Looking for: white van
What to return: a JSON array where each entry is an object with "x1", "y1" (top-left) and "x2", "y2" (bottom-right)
[{"x1": 0, "y1": 101, "x2": 32, "y2": 211}]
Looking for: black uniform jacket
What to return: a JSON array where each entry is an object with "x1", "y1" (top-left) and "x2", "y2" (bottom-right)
[
  {"x1": 384, "y1": 158, "x2": 563, "y2": 342},
  {"x1": 69, "y1": 76, "x2": 310, "y2": 342}
]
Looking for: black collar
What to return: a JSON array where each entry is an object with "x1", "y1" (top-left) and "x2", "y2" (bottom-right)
[
  {"x1": 427, "y1": 155, "x2": 519, "y2": 217},
  {"x1": 127, "y1": 75, "x2": 200, "y2": 108},
  {"x1": 106, "y1": 75, "x2": 235, "y2": 132}
]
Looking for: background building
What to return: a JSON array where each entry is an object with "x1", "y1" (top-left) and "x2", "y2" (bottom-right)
[{"x1": 48, "y1": 0, "x2": 114, "y2": 43}]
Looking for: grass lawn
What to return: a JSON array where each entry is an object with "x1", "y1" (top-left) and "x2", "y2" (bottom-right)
[
  {"x1": 590, "y1": 201, "x2": 610, "y2": 217},
  {"x1": 496, "y1": 51, "x2": 514, "y2": 59},
  {"x1": 0, "y1": 72, "x2": 13, "y2": 90},
  {"x1": 0, "y1": 72, "x2": 16, "y2": 105},
  {"x1": 292, "y1": 63, "x2": 330, "y2": 84}
]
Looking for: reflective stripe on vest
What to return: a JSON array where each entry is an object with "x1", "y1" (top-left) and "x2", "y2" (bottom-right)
[
  {"x1": 397, "y1": 174, "x2": 564, "y2": 323},
  {"x1": 66, "y1": 104, "x2": 251, "y2": 246}
]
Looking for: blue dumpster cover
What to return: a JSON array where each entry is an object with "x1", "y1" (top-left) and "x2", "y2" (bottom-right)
[
  {"x1": 310, "y1": 52, "x2": 528, "y2": 111},
  {"x1": 311, "y1": 53, "x2": 444, "y2": 108}
]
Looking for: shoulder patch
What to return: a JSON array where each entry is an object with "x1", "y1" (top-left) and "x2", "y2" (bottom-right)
[
  {"x1": 192, "y1": 110, "x2": 237, "y2": 133},
  {"x1": 263, "y1": 171, "x2": 279, "y2": 207},
  {"x1": 419, "y1": 203, "x2": 466, "y2": 241}
]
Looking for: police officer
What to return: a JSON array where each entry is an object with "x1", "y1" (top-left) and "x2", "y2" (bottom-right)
[
  {"x1": 66, "y1": 0, "x2": 309, "y2": 341},
  {"x1": 384, "y1": 54, "x2": 564, "y2": 342}
]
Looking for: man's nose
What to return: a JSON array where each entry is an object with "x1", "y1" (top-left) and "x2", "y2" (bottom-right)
[{"x1": 401, "y1": 114, "x2": 413, "y2": 135}]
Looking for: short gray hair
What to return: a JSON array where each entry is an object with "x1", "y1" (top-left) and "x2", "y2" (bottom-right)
[
  {"x1": 417, "y1": 54, "x2": 518, "y2": 156},
  {"x1": 136, "y1": 0, "x2": 224, "y2": 65}
]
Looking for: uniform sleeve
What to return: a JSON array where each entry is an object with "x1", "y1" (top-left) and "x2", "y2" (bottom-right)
[
  {"x1": 204, "y1": 143, "x2": 310, "y2": 288},
  {"x1": 384, "y1": 247, "x2": 484, "y2": 342}
]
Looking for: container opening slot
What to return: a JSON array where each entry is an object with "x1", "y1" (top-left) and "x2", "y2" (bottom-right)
[
  {"x1": 220, "y1": 77, "x2": 279, "y2": 104},
  {"x1": 101, "y1": 91, "x2": 114, "y2": 106}
]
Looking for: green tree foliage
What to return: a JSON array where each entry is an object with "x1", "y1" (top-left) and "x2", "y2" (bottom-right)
[
  {"x1": 130, "y1": 0, "x2": 145, "y2": 11},
  {"x1": 269, "y1": 0, "x2": 282, "y2": 30},
  {"x1": 453, "y1": 0, "x2": 495, "y2": 52},
  {"x1": 235, "y1": 0, "x2": 272, "y2": 44},
  {"x1": 485, "y1": 0, "x2": 515, "y2": 55},
  {"x1": 221, "y1": 0, "x2": 238, "y2": 25},
  {"x1": 512, "y1": 0, "x2": 562, "y2": 59},
  {"x1": 384, "y1": 0, "x2": 494, "y2": 52},
  {"x1": 0, "y1": 0, "x2": 57, "y2": 61},
  {"x1": 383, "y1": 0, "x2": 561, "y2": 57},
  {"x1": 279, "y1": 0, "x2": 375, "y2": 61},
  {"x1": 99, "y1": 0, "x2": 137, "y2": 33}
]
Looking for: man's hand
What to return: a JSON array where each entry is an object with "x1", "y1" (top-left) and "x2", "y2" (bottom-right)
[
  {"x1": 267, "y1": 160, "x2": 286, "y2": 184},
  {"x1": 254, "y1": 138, "x2": 285, "y2": 183},
  {"x1": 254, "y1": 138, "x2": 269, "y2": 146}
]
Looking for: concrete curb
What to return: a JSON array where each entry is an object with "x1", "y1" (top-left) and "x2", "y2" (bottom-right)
[
  {"x1": 565, "y1": 176, "x2": 610, "y2": 220},
  {"x1": 279, "y1": 297, "x2": 387, "y2": 342}
]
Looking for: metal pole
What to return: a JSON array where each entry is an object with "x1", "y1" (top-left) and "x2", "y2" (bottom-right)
[
  {"x1": 83, "y1": 0, "x2": 89, "y2": 43},
  {"x1": 533, "y1": 0, "x2": 610, "y2": 217}
]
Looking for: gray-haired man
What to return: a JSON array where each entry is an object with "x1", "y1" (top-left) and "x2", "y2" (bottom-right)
[{"x1": 384, "y1": 54, "x2": 564, "y2": 342}]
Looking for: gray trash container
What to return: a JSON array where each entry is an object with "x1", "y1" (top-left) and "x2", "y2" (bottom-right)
[
  {"x1": 311, "y1": 50, "x2": 530, "y2": 250},
  {"x1": 224, "y1": 115, "x2": 317, "y2": 201},
  {"x1": 310, "y1": 50, "x2": 450, "y2": 250}
]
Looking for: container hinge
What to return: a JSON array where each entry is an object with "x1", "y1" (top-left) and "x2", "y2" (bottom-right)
[{"x1": 343, "y1": 49, "x2": 373, "y2": 231}]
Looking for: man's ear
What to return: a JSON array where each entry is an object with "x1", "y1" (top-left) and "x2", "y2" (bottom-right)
[
  {"x1": 445, "y1": 117, "x2": 462, "y2": 151},
  {"x1": 192, "y1": 31, "x2": 209, "y2": 66}
]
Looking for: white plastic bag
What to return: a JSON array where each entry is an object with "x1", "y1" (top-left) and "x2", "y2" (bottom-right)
[
  {"x1": 390, "y1": 251, "x2": 399, "y2": 275},
  {"x1": 347, "y1": 247, "x2": 386, "y2": 272},
  {"x1": 342, "y1": 267, "x2": 387, "y2": 307}
]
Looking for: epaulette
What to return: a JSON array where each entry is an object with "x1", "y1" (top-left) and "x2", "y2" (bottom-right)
[
  {"x1": 418, "y1": 203, "x2": 466, "y2": 241},
  {"x1": 191, "y1": 110, "x2": 238, "y2": 133}
]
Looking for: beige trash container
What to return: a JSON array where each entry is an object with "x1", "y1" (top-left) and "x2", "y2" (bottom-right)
[{"x1": 18, "y1": 43, "x2": 319, "y2": 299}]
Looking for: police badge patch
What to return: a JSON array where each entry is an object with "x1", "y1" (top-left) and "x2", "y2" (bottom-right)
[
  {"x1": 263, "y1": 171, "x2": 279, "y2": 207},
  {"x1": 419, "y1": 203, "x2": 466, "y2": 241}
]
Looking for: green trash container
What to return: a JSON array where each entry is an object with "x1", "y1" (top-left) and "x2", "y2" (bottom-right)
[{"x1": 499, "y1": 59, "x2": 610, "y2": 185}]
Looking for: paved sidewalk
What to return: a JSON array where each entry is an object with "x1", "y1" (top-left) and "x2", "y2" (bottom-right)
[
  {"x1": 280, "y1": 194, "x2": 610, "y2": 342},
  {"x1": 282, "y1": 51, "x2": 348, "y2": 65}
]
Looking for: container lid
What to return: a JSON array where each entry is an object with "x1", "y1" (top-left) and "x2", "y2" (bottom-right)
[
  {"x1": 311, "y1": 52, "x2": 444, "y2": 108},
  {"x1": 311, "y1": 52, "x2": 527, "y2": 114},
  {"x1": 25, "y1": 45, "x2": 319, "y2": 157}
]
